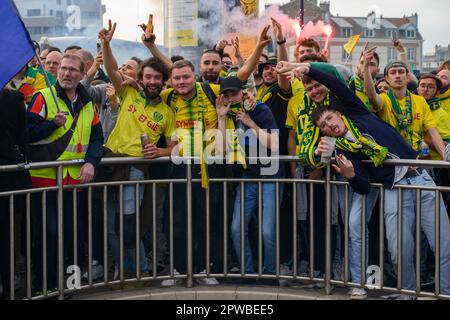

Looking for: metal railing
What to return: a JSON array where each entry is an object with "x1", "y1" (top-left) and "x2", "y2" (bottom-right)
[{"x1": 0, "y1": 156, "x2": 449, "y2": 300}]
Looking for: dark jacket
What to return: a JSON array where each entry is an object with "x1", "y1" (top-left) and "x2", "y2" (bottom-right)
[
  {"x1": 308, "y1": 64, "x2": 417, "y2": 194},
  {"x1": 0, "y1": 88, "x2": 31, "y2": 191}
]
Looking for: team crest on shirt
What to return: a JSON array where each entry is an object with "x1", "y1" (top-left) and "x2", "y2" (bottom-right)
[{"x1": 153, "y1": 111, "x2": 163, "y2": 122}]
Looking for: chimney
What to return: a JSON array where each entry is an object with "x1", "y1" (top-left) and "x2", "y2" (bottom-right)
[
  {"x1": 319, "y1": 1, "x2": 330, "y2": 22},
  {"x1": 408, "y1": 13, "x2": 418, "y2": 27}
]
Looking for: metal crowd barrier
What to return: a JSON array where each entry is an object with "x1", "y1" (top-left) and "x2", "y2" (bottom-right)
[{"x1": 0, "y1": 156, "x2": 449, "y2": 300}]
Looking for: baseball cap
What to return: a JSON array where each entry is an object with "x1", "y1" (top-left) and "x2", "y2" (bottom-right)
[{"x1": 220, "y1": 76, "x2": 243, "y2": 94}]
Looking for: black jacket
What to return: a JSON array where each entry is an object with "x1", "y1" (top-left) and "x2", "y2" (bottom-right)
[{"x1": 0, "y1": 88, "x2": 31, "y2": 191}]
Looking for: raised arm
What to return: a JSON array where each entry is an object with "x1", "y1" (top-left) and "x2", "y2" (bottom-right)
[
  {"x1": 98, "y1": 20, "x2": 124, "y2": 93},
  {"x1": 141, "y1": 32, "x2": 173, "y2": 70},
  {"x1": 361, "y1": 47, "x2": 383, "y2": 111},
  {"x1": 272, "y1": 18, "x2": 291, "y2": 93},
  {"x1": 236, "y1": 25, "x2": 272, "y2": 82},
  {"x1": 395, "y1": 40, "x2": 418, "y2": 84}
]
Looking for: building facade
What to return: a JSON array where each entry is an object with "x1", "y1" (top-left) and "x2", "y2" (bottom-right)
[
  {"x1": 279, "y1": 0, "x2": 424, "y2": 73},
  {"x1": 14, "y1": 0, "x2": 105, "y2": 41}
]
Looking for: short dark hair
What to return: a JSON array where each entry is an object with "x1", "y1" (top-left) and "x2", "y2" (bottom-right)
[
  {"x1": 311, "y1": 105, "x2": 338, "y2": 126},
  {"x1": 297, "y1": 38, "x2": 320, "y2": 51},
  {"x1": 301, "y1": 74, "x2": 315, "y2": 85},
  {"x1": 360, "y1": 51, "x2": 380, "y2": 66},
  {"x1": 139, "y1": 57, "x2": 168, "y2": 82},
  {"x1": 418, "y1": 73, "x2": 443, "y2": 92},
  {"x1": 130, "y1": 56, "x2": 143, "y2": 66},
  {"x1": 170, "y1": 59, "x2": 195, "y2": 75},
  {"x1": 47, "y1": 46, "x2": 61, "y2": 53},
  {"x1": 222, "y1": 52, "x2": 231, "y2": 59},
  {"x1": 170, "y1": 55, "x2": 184, "y2": 63},
  {"x1": 64, "y1": 45, "x2": 82, "y2": 52},
  {"x1": 201, "y1": 49, "x2": 221, "y2": 60}
]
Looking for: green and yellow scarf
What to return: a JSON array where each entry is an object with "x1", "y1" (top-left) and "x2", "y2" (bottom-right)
[{"x1": 336, "y1": 116, "x2": 389, "y2": 167}]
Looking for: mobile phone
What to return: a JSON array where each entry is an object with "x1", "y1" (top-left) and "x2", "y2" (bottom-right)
[{"x1": 96, "y1": 42, "x2": 101, "y2": 53}]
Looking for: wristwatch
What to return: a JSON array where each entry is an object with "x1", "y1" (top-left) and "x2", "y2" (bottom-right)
[{"x1": 277, "y1": 38, "x2": 286, "y2": 45}]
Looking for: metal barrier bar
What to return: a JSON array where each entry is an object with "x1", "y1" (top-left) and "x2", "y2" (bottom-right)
[
  {"x1": 119, "y1": 184, "x2": 124, "y2": 282},
  {"x1": 325, "y1": 165, "x2": 332, "y2": 295},
  {"x1": 435, "y1": 190, "x2": 441, "y2": 296},
  {"x1": 88, "y1": 187, "x2": 93, "y2": 285},
  {"x1": 258, "y1": 182, "x2": 263, "y2": 276},
  {"x1": 240, "y1": 181, "x2": 245, "y2": 277},
  {"x1": 276, "y1": 182, "x2": 280, "y2": 277},
  {"x1": 57, "y1": 165, "x2": 64, "y2": 300},
  {"x1": 223, "y1": 181, "x2": 228, "y2": 276},
  {"x1": 344, "y1": 184, "x2": 349, "y2": 284},
  {"x1": 169, "y1": 182, "x2": 174, "y2": 276},
  {"x1": 151, "y1": 183, "x2": 156, "y2": 279},
  {"x1": 103, "y1": 185, "x2": 108, "y2": 284},
  {"x1": 186, "y1": 161, "x2": 193, "y2": 288},
  {"x1": 206, "y1": 185, "x2": 211, "y2": 275},
  {"x1": 397, "y1": 188, "x2": 403, "y2": 292},
  {"x1": 42, "y1": 191, "x2": 47, "y2": 295},
  {"x1": 9, "y1": 195, "x2": 14, "y2": 300},
  {"x1": 292, "y1": 182, "x2": 298, "y2": 279},
  {"x1": 361, "y1": 194, "x2": 367, "y2": 286},
  {"x1": 1, "y1": 157, "x2": 450, "y2": 299},
  {"x1": 415, "y1": 189, "x2": 421, "y2": 295},
  {"x1": 378, "y1": 186, "x2": 384, "y2": 289},
  {"x1": 26, "y1": 194, "x2": 31, "y2": 299},
  {"x1": 136, "y1": 182, "x2": 141, "y2": 279},
  {"x1": 309, "y1": 183, "x2": 314, "y2": 280},
  {"x1": 73, "y1": 188, "x2": 78, "y2": 270}
]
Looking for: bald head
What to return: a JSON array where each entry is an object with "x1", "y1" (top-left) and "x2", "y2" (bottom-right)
[
  {"x1": 44, "y1": 51, "x2": 63, "y2": 77},
  {"x1": 76, "y1": 49, "x2": 94, "y2": 73}
]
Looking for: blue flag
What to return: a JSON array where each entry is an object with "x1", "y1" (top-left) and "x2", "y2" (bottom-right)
[{"x1": 0, "y1": 0, "x2": 35, "y2": 90}]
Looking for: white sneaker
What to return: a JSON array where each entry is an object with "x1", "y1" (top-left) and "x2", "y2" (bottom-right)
[
  {"x1": 349, "y1": 288, "x2": 367, "y2": 300},
  {"x1": 82, "y1": 260, "x2": 104, "y2": 281},
  {"x1": 161, "y1": 270, "x2": 182, "y2": 286},
  {"x1": 196, "y1": 270, "x2": 219, "y2": 285},
  {"x1": 396, "y1": 294, "x2": 416, "y2": 300}
]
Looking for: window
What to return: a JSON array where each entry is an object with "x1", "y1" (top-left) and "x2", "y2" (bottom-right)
[
  {"x1": 342, "y1": 48, "x2": 351, "y2": 61},
  {"x1": 82, "y1": 12, "x2": 99, "y2": 19},
  {"x1": 28, "y1": 27, "x2": 41, "y2": 34},
  {"x1": 57, "y1": 0, "x2": 61, "y2": 5},
  {"x1": 43, "y1": 27, "x2": 52, "y2": 33},
  {"x1": 386, "y1": 30, "x2": 393, "y2": 38},
  {"x1": 406, "y1": 29, "x2": 416, "y2": 38},
  {"x1": 27, "y1": 9, "x2": 41, "y2": 16},
  {"x1": 364, "y1": 29, "x2": 375, "y2": 37},
  {"x1": 388, "y1": 47, "x2": 397, "y2": 61},
  {"x1": 341, "y1": 28, "x2": 352, "y2": 37},
  {"x1": 50, "y1": 9, "x2": 54, "y2": 16},
  {"x1": 408, "y1": 48, "x2": 416, "y2": 61}
]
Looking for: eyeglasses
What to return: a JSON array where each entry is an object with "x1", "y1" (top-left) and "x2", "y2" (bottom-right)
[{"x1": 60, "y1": 66, "x2": 81, "y2": 73}]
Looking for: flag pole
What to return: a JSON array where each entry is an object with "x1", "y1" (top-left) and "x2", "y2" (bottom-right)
[{"x1": 35, "y1": 53, "x2": 61, "y2": 113}]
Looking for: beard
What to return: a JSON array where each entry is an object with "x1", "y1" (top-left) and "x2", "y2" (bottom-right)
[
  {"x1": 143, "y1": 84, "x2": 162, "y2": 99},
  {"x1": 203, "y1": 72, "x2": 219, "y2": 83}
]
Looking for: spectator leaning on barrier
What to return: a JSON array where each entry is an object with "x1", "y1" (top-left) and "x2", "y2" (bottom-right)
[
  {"x1": 27, "y1": 53, "x2": 103, "y2": 293},
  {"x1": 291, "y1": 62, "x2": 450, "y2": 299}
]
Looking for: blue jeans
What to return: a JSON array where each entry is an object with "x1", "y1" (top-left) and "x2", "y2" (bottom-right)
[
  {"x1": 336, "y1": 176, "x2": 379, "y2": 284},
  {"x1": 384, "y1": 171, "x2": 450, "y2": 294},
  {"x1": 231, "y1": 182, "x2": 283, "y2": 274},
  {"x1": 108, "y1": 166, "x2": 148, "y2": 273}
]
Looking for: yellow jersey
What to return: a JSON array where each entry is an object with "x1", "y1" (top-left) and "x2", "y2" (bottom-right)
[
  {"x1": 105, "y1": 86, "x2": 175, "y2": 157},
  {"x1": 436, "y1": 88, "x2": 450, "y2": 115},
  {"x1": 377, "y1": 92, "x2": 437, "y2": 152},
  {"x1": 161, "y1": 83, "x2": 220, "y2": 157}
]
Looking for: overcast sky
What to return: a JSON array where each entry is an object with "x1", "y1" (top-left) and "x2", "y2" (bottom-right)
[{"x1": 101, "y1": 0, "x2": 449, "y2": 53}]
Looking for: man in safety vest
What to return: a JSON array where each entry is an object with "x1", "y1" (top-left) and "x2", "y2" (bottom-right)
[{"x1": 27, "y1": 53, "x2": 104, "y2": 293}]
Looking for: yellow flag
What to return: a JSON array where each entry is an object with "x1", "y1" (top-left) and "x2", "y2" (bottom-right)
[{"x1": 343, "y1": 33, "x2": 362, "y2": 55}]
